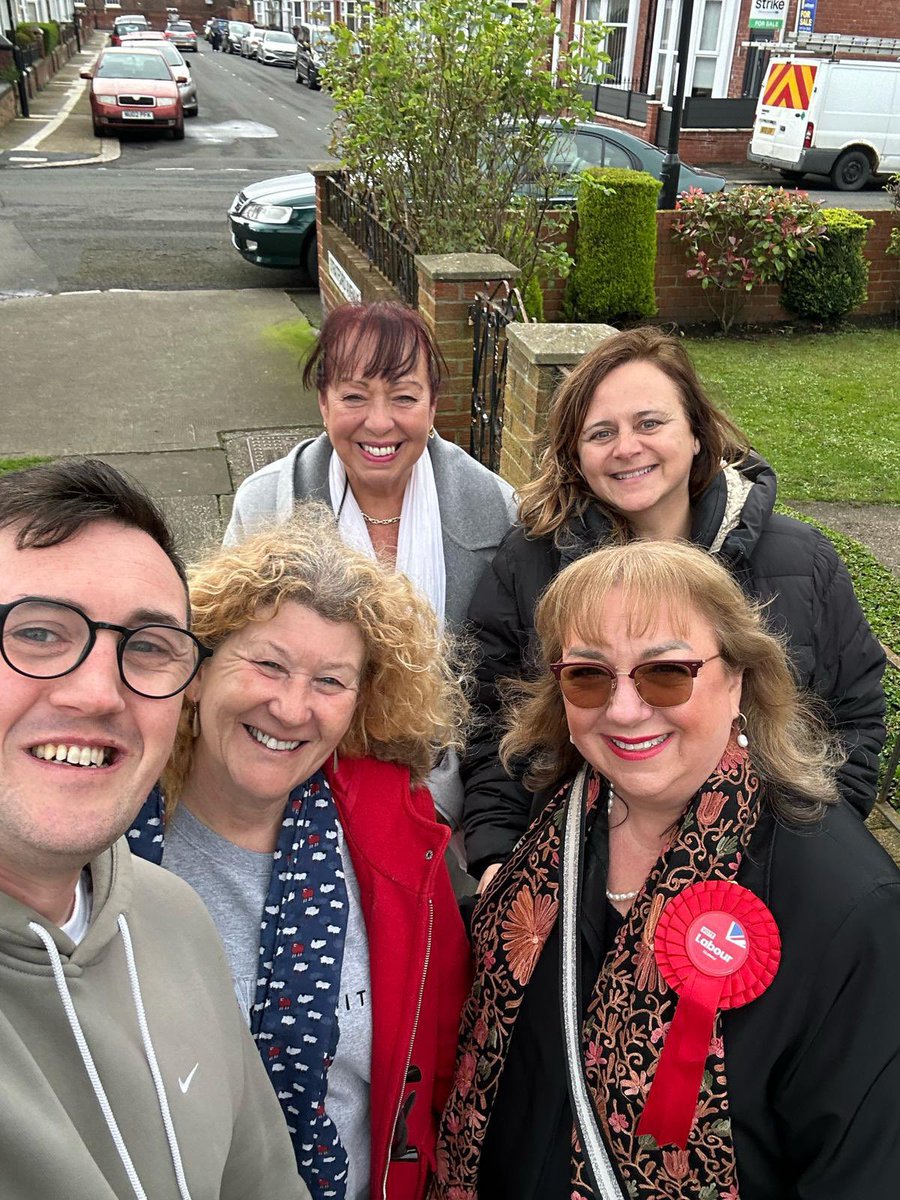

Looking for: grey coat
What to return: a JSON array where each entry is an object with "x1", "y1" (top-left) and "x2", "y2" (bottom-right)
[
  {"x1": 224, "y1": 431, "x2": 517, "y2": 832},
  {"x1": 225, "y1": 431, "x2": 517, "y2": 628}
]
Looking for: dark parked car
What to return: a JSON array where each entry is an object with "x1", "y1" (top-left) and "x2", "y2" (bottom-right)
[
  {"x1": 226, "y1": 123, "x2": 723, "y2": 279},
  {"x1": 223, "y1": 21, "x2": 253, "y2": 54},
  {"x1": 294, "y1": 23, "x2": 333, "y2": 89},
  {"x1": 228, "y1": 172, "x2": 317, "y2": 278}
]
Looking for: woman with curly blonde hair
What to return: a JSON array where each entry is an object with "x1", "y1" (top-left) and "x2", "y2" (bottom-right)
[{"x1": 129, "y1": 505, "x2": 471, "y2": 1200}]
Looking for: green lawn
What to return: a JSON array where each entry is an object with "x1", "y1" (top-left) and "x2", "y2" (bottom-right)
[
  {"x1": 687, "y1": 331, "x2": 900, "y2": 504},
  {"x1": 0, "y1": 456, "x2": 50, "y2": 476}
]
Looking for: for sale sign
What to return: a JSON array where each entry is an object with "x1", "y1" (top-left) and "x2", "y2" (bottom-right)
[{"x1": 749, "y1": 0, "x2": 788, "y2": 33}]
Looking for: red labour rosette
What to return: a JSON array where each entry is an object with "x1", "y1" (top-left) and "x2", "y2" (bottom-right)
[{"x1": 636, "y1": 879, "x2": 781, "y2": 1148}]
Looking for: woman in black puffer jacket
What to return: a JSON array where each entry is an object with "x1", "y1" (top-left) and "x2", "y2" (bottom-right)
[{"x1": 462, "y1": 328, "x2": 886, "y2": 888}]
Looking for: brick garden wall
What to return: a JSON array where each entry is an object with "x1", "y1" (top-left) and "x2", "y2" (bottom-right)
[
  {"x1": 655, "y1": 208, "x2": 899, "y2": 325},
  {"x1": 0, "y1": 82, "x2": 16, "y2": 129}
]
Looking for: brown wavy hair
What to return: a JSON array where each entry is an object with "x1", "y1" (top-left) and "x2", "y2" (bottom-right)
[
  {"x1": 163, "y1": 504, "x2": 468, "y2": 801},
  {"x1": 302, "y1": 300, "x2": 445, "y2": 399},
  {"x1": 517, "y1": 327, "x2": 749, "y2": 541},
  {"x1": 500, "y1": 540, "x2": 841, "y2": 824}
]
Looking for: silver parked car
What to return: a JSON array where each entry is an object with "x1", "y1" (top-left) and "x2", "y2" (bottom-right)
[
  {"x1": 239, "y1": 27, "x2": 264, "y2": 59},
  {"x1": 121, "y1": 36, "x2": 198, "y2": 116},
  {"x1": 257, "y1": 30, "x2": 298, "y2": 67}
]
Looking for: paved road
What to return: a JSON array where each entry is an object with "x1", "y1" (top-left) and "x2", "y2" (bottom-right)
[{"x1": 0, "y1": 42, "x2": 334, "y2": 294}]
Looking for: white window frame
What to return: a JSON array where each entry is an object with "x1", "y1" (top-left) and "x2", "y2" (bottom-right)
[
  {"x1": 649, "y1": 0, "x2": 741, "y2": 102},
  {"x1": 579, "y1": 0, "x2": 639, "y2": 88}
]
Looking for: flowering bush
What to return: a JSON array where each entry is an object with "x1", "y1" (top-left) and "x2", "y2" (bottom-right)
[{"x1": 672, "y1": 185, "x2": 827, "y2": 332}]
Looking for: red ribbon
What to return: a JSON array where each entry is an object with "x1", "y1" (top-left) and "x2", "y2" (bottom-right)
[{"x1": 636, "y1": 881, "x2": 780, "y2": 1148}]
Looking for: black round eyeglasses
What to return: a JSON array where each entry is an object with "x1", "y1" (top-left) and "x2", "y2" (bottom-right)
[{"x1": 0, "y1": 598, "x2": 211, "y2": 700}]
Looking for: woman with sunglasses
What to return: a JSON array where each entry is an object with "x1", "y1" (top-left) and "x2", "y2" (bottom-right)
[
  {"x1": 462, "y1": 327, "x2": 885, "y2": 891},
  {"x1": 434, "y1": 540, "x2": 900, "y2": 1200}
]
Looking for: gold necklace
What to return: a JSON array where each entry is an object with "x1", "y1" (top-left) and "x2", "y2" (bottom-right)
[{"x1": 359, "y1": 511, "x2": 401, "y2": 526}]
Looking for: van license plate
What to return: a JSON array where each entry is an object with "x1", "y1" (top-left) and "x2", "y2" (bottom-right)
[
  {"x1": 760, "y1": 124, "x2": 776, "y2": 136},
  {"x1": 122, "y1": 110, "x2": 153, "y2": 120}
]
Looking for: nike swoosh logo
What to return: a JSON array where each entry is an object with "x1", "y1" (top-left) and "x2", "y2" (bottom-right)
[{"x1": 178, "y1": 1063, "x2": 199, "y2": 1094}]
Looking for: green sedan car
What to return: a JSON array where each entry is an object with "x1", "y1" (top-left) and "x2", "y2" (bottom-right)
[
  {"x1": 228, "y1": 124, "x2": 725, "y2": 281},
  {"x1": 228, "y1": 172, "x2": 318, "y2": 280}
]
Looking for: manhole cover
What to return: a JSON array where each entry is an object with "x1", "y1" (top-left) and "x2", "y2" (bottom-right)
[{"x1": 221, "y1": 426, "x2": 322, "y2": 487}]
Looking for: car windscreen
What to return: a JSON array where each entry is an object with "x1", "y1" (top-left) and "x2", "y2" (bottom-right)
[
  {"x1": 229, "y1": 23, "x2": 252, "y2": 35},
  {"x1": 265, "y1": 32, "x2": 295, "y2": 43},
  {"x1": 309, "y1": 28, "x2": 334, "y2": 49},
  {"x1": 114, "y1": 22, "x2": 146, "y2": 35},
  {"x1": 96, "y1": 54, "x2": 172, "y2": 80},
  {"x1": 171, "y1": 22, "x2": 193, "y2": 31}
]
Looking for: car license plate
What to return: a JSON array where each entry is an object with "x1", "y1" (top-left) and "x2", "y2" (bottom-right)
[
  {"x1": 122, "y1": 110, "x2": 154, "y2": 120},
  {"x1": 760, "y1": 124, "x2": 776, "y2": 136}
]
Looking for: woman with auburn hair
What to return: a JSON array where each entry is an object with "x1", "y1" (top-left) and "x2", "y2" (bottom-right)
[
  {"x1": 225, "y1": 300, "x2": 515, "y2": 835},
  {"x1": 434, "y1": 540, "x2": 900, "y2": 1200},
  {"x1": 129, "y1": 506, "x2": 471, "y2": 1200},
  {"x1": 461, "y1": 326, "x2": 885, "y2": 889}
]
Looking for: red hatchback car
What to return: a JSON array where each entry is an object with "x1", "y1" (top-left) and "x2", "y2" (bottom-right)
[{"x1": 83, "y1": 47, "x2": 184, "y2": 139}]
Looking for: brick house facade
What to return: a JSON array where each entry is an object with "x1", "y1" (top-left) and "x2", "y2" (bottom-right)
[{"x1": 556, "y1": 0, "x2": 900, "y2": 162}]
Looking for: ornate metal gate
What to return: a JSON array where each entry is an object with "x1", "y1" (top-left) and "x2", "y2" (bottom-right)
[{"x1": 469, "y1": 282, "x2": 528, "y2": 473}]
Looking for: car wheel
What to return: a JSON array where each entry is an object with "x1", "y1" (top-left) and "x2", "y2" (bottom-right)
[
  {"x1": 309, "y1": 70, "x2": 319, "y2": 91},
  {"x1": 188, "y1": 106, "x2": 198, "y2": 118},
  {"x1": 830, "y1": 149, "x2": 871, "y2": 192},
  {"x1": 171, "y1": 121, "x2": 185, "y2": 140},
  {"x1": 302, "y1": 231, "x2": 318, "y2": 285},
  {"x1": 295, "y1": 64, "x2": 303, "y2": 84},
  {"x1": 93, "y1": 122, "x2": 105, "y2": 138}
]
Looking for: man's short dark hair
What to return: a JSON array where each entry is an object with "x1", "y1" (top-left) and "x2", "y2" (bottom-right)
[{"x1": 0, "y1": 458, "x2": 187, "y2": 589}]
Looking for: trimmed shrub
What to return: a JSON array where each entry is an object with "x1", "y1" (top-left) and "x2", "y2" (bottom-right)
[
  {"x1": 782, "y1": 208, "x2": 872, "y2": 321},
  {"x1": 567, "y1": 167, "x2": 660, "y2": 323},
  {"x1": 15, "y1": 22, "x2": 44, "y2": 49},
  {"x1": 672, "y1": 185, "x2": 826, "y2": 333},
  {"x1": 15, "y1": 21, "x2": 59, "y2": 55}
]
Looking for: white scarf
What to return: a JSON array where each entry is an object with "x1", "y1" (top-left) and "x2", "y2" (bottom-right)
[{"x1": 327, "y1": 448, "x2": 446, "y2": 629}]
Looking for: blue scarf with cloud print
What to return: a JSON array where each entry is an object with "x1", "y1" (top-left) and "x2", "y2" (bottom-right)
[{"x1": 129, "y1": 771, "x2": 350, "y2": 1199}]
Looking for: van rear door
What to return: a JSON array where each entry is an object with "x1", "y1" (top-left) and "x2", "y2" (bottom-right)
[{"x1": 750, "y1": 58, "x2": 819, "y2": 166}]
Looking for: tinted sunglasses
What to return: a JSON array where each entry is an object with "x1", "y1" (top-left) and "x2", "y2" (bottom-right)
[{"x1": 550, "y1": 655, "x2": 722, "y2": 710}]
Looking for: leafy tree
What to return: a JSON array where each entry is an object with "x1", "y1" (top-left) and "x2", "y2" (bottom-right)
[{"x1": 323, "y1": 0, "x2": 609, "y2": 290}]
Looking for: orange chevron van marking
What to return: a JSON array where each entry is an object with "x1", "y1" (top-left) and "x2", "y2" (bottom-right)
[{"x1": 762, "y1": 62, "x2": 817, "y2": 109}]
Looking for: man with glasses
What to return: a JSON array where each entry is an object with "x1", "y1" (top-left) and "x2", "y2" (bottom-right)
[{"x1": 0, "y1": 459, "x2": 309, "y2": 1200}]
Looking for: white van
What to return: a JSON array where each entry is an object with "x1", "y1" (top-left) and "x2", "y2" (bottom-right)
[{"x1": 748, "y1": 57, "x2": 900, "y2": 190}]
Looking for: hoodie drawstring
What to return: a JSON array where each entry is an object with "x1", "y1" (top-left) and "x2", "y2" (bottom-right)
[{"x1": 28, "y1": 915, "x2": 193, "y2": 1200}]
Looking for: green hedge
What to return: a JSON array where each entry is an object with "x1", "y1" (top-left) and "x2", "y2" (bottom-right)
[
  {"x1": 567, "y1": 166, "x2": 661, "y2": 322},
  {"x1": 782, "y1": 207, "x2": 872, "y2": 321},
  {"x1": 779, "y1": 504, "x2": 899, "y2": 806},
  {"x1": 14, "y1": 20, "x2": 59, "y2": 55}
]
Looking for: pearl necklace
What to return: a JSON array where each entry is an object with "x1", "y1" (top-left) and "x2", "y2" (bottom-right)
[
  {"x1": 606, "y1": 787, "x2": 640, "y2": 903},
  {"x1": 359, "y1": 511, "x2": 401, "y2": 526}
]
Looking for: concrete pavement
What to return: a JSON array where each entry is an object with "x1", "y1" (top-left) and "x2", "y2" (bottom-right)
[
  {"x1": 0, "y1": 31, "x2": 119, "y2": 169},
  {"x1": 0, "y1": 288, "x2": 323, "y2": 559}
]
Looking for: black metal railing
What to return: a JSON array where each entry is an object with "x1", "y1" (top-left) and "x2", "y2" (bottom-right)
[
  {"x1": 582, "y1": 80, "x2": 651, "y2": 123},
  {"x1": 322, "y1": 174, "x2": 419, "y2": 307},
  {"x1": 469, "y1": 283, "x2": 528, "y2": 474}
]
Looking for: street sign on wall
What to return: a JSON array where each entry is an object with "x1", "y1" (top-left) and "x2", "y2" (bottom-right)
[{"x1": 749, "y1": 0, "x2": 788, "y2": 34}]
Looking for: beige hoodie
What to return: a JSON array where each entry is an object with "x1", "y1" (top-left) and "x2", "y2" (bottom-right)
[{"x1": 0, "y1": 838, "x2": 309, "y2": 1200}]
